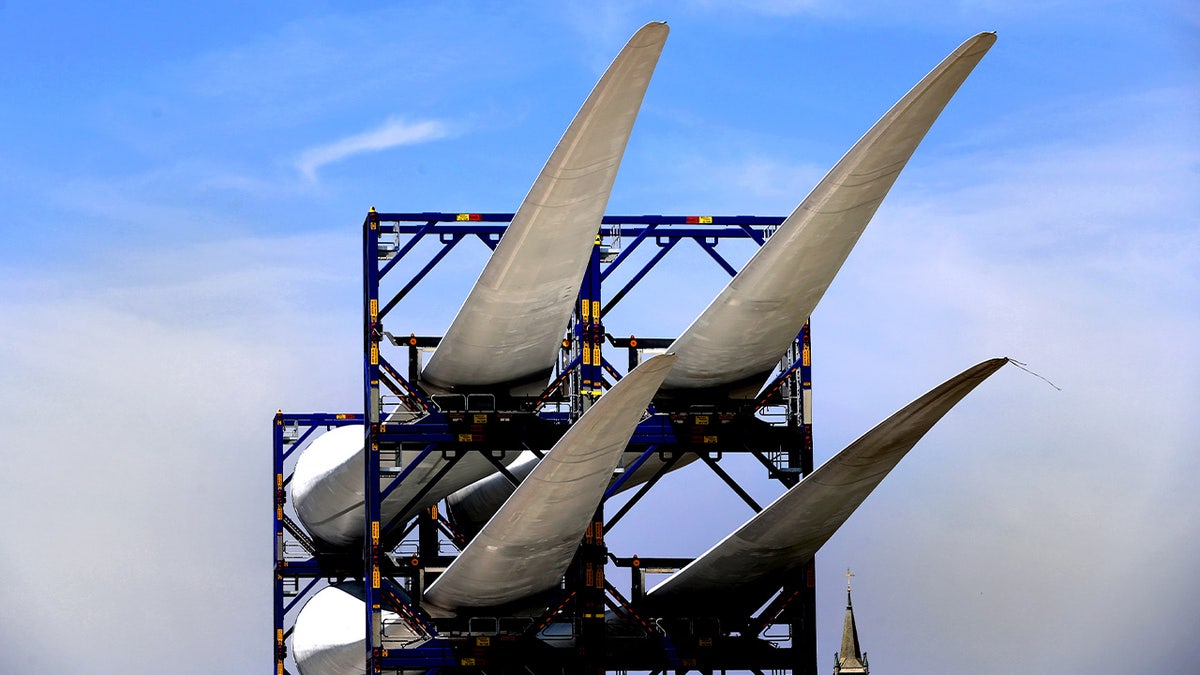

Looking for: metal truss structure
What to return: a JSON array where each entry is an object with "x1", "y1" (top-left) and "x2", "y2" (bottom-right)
[{"x1": 274, "y1": 210, "x2": 818, "y2": 674}]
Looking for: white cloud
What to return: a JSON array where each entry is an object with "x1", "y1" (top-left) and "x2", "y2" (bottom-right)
[
  {"x1": 0, "y1": 232, "x2": 362, "y2": 673},
  {"x1": 295, "y1": 117, "x2": 451, "y2": 182}
]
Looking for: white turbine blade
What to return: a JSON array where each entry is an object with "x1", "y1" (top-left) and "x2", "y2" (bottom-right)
[
  {"x1": 293, "y1": 585, "x2": 422, "y2": 675},
  {"x1": 422, "y1": 22, "x2": 669, "y2": 391},
  {"x1": 294, "y1": 20, "x2": 668, "y2": 546},
  {"x1": 444, "y1": 450, "x2": 541, "y2": 540},
  {"x1": 293, "y1": 586, "x2": 374, "y2": 675},
  {"x1": 445, "y1": 447, "x2": 700, "y2": 541},
  {"x1": 642, "y1": 358, "x2": 1009, "y2": 618},
  {"x1": 291, "y1": 423, "x2": 520, "y2": 547},
  {"x1": 423, "y1": 354, "x2": 677, "y2": 616},
  {"x1": 662, "y1": 33, "x2": 996, "y2": 391}
]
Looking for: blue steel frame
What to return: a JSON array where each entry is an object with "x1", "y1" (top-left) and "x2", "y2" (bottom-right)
[
  {"x1": 273, "y1": 412, "x2": 363, "y2": 675},
  {"x1": 272, "y1": 210, "x2": 816, "y2": 674}
]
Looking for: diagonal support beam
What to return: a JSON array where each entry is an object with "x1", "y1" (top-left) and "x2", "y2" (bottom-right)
[
  {"x1": 382, "y1": 451, "x2": 467, "y2": 539},
  {"x1": 605, "y1": 451, "x2": 683, "y2": 531},
  {"x1": 601, "y1": 237, "x2": 679, "y2": 315},
  {"x1": 604, "y1": 445, "x2": 658, "y2": 499},
  {"x1": 283, "y1": 577, "x2": 323, "y2": 614},
  {"x1": 698, "y1": 452, "x2": 762, "y2": 513},
  {"x1": 380, "y1": 444, "x2": 437, "y2": 501},
  {"x1": 379, "y1": 235, "x2": 464, "y2": 320},
  {"x1": 378, "y1": 220, "x2": 435, "y2": 280},
  {"x1": 693, "y1": 236, "x2": 738, "y2": 277},
  {"x1": 600, "y1": 223, "x2": 657, "y2": 280}
]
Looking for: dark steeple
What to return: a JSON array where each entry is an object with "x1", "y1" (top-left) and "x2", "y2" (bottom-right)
[{"x1": 833, "y1": 569, "x2": 868, "y2": 674}]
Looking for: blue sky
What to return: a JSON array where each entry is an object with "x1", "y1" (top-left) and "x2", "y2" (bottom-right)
[{"x1": 1, "y1": 2, "x2": 1197, "y2": 673}]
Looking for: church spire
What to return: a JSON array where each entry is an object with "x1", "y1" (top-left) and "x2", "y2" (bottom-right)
[{"x1": 833, "y1": 569, "x2": 868, "y2": 674}]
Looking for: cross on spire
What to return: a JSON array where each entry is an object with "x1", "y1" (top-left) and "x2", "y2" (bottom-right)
[{"x1": 834, "y1": 568, "x2": 868, "y2": 674}]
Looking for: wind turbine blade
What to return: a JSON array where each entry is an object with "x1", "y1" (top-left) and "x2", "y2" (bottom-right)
[
  {"x1": 446, "y1": 445, "x2": 700, "y2": 542},
  {"x1": 293, "y1": 24, "x2": 669, "y2": 546},
  {"x1": 291, "y1": 422, "x2": 519, "y2": 547},
  {"x1": 641, "y1": 357, "x2": 1009, "y2": 618},
  {"x1": 444, "y1": 450, "x2": 540, "y2": 540},
  {"x1": 292, "y1": 586, "x2": 367, "y2": 675},
  {"x1": 423, "y1": 354, "x2": 677, "y2": 616},
  {"x1": 293, "y1": 585, "x2": 422, "y2": 675},
  {"x1": 662, "y1": 33, "x2": 996, "y2": 392},
  {"x1": 422, "y1": 22, "x2": 669, "y2": 391}
]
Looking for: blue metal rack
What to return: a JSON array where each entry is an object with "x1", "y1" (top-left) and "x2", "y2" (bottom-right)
[{"x1": 272, "y1": 211, "x2": 817, "y2": 674}]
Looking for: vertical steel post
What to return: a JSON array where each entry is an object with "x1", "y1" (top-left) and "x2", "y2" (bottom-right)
[
  {"x1": 364, "y1": 208, "x2": 384, "y2": 672},
  {"x1": 796, "y1": 322, "x2": 817, "y2": 675},
  {"x1": 273, "y1": 411, "x2": 286, "y2": 675},
  {"x1": 799, "y1": 321, "x2": 814, "y2": 475},
  {"x1": 578, "y1": 510, "x2": 607, "y2": 674},
  {"x1": 576, "y1": 235, "x2": 604, "y2": 414},
  {"x1": 590, "y1": 234, "x2": 603, "y2": 399},
  {"x1": 567, "y1": 235, "x2": 606, "y2": 673}
]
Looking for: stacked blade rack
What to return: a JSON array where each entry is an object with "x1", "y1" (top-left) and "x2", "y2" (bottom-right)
[{"x1": 273, "y1": 211, "x2": 817, "y2": 674}]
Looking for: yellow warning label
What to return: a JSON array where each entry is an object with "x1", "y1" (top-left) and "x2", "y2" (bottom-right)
[
  {"x1": 457, "y1": 434, "x2": 475, "y2": 443},
  {"x1": 456, "y1": 213, "x2": 470, "y2": 221},
  {"x1": 581, "y1": 299, "x2": 590, "y2": 320},
  {"x1": 461, "y1": 658, "x2": 477, "y2": 666},
  {"x1": 473, "y1": 414, "x2": 488, "y2": 424},
  {"x1": 369, "y1": 298, "x2": 378, "y2": 319},
  {"x1": 583, "y1": 349, "x2": 592, "y2": 365},
  {"x1": 372, "y1": 567, "x2": 380, "y2": 588},
  {"x1": 592, "y1": 345, "x2": 601, "y2": 365},
  {"x1": 694, "y1": 415, "x2": 710, "y2": 425},
  {"x1": 476, "y1": 637, "x2": 491, "y2": 647},
  {"x1": 703, "y1": 435, "x2": 719, "y2": 444},
  {"x1": 370, "y1": 344, "x2": 378, "y2": 365},
  {"x1": 699, "y1": 215, "x2": 713, "y2": 224},
  {"x1": 802, "y1": 344, "x2": 811, "y2": 366},
  {"x1": 371, "y1": 521, "x2": 380, "y2": 543}
]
